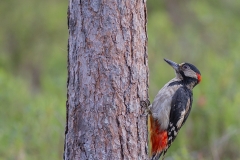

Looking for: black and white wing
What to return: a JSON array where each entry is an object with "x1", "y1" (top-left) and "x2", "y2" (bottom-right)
[{"x1": 162, "y1": 86, "x2": 193, "y2": 157}]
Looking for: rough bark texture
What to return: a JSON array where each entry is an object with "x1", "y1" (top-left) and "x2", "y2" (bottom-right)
[{"x1": 64, "y1": 0, "x2": 148, "y2": 159}]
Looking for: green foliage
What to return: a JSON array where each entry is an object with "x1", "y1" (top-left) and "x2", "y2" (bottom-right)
[
  {"x1": 0, "y1": 0, "x2": 67, "y2": 159},
  {"x1": 1, "y1": 0, "x2": 240, "y2": 159},
  {"x1": 147, "y1": 0, "x2": 240, "y2": 159}
]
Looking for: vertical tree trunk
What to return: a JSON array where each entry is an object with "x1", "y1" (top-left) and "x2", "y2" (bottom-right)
[{"x1": 64, "y1": 0, "x2": 148, "y2": 159}]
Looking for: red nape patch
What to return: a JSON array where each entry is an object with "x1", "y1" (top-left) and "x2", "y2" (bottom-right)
[
  {"x1": 197, "y1": 73, "x2": 201, "y2": 83},
  {"x1": 149, "y1": 115, "x2": 168, "y2": 155}
]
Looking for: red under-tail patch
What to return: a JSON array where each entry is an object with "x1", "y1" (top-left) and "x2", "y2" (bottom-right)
[
  {"x1": 149, "y1": 115, "x2": 168, "y2": 156},
  {"x1": 197, "y1": 73, "x2": 201, "y2": 83}
]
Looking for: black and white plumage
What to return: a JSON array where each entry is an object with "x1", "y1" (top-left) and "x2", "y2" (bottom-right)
[{"x1": 149, "y1": 59, "x2": 201, "y2": 160}]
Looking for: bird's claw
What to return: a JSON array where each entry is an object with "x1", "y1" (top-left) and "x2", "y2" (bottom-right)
[{"x1": 140, "y1": 99, "x2": 151, "y2": 116}]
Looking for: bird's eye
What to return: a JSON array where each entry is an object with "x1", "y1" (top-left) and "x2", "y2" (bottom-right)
[{"x1": 183, "y1": 65, "x2": 189, "y2": 70}]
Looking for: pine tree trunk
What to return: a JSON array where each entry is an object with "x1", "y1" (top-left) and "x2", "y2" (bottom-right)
[{"x1": 64, "y1": 0, "x2": 148, "y2": 159}]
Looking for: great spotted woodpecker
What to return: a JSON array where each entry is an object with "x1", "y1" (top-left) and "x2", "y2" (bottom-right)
[{"x1": 149, "y1": 59, "x2": 201, "y2": 160}]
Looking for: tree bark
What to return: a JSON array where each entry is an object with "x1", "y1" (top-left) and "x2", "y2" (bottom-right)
[{"x1": 64, "y1": 0, "x2": 148, "y2": 159}]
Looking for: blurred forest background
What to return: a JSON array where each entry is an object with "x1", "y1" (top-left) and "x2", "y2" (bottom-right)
[{"x1": 1, "y1": 0, "x2": 240, "y2": 160}]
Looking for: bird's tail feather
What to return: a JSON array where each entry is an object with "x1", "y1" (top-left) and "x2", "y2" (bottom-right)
[{"x1": 151, "y1": 152, "x2": 162, "y2": 160}]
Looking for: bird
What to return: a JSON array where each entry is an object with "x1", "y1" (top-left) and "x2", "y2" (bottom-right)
[{"x1": 149, "y1": 58, "x2": 201, "y2": 160}]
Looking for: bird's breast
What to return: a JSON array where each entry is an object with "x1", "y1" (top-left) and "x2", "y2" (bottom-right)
[{"x1": 150, "y1": 80, "x2": 183, "y2": 130}]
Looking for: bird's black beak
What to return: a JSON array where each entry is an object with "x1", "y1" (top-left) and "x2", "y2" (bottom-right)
[{"x1": 164, "y1": 58, "x2": 179, "y2": 72}]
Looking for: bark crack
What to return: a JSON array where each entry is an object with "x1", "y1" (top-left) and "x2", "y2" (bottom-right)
[{"x1": 116, "y1": 117, "x2": 124, "y2": 159}]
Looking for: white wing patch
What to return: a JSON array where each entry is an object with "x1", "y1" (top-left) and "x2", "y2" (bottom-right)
[
  {"x1": 176, "y1": 110, "x2": 186, "y2": 128},
  {"x1": 176, "y1": 98, "x2": 190, "y2": 129},
  {"x1": 185, "y1": 98, "x2": 190, "y2": 114}
]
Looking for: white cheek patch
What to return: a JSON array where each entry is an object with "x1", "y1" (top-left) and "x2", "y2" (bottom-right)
[{"x1": 184, "y1": 70, "x2": 197, "y2": 79}]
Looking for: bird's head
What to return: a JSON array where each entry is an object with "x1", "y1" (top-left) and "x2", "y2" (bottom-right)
[{"x1": 164, "y1": 58, "x2": 201, "y2": 87}]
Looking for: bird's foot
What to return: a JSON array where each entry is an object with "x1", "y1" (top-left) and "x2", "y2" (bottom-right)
[{"x1": 140, "y1": 99, "x2": 151, "y2": 116}]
